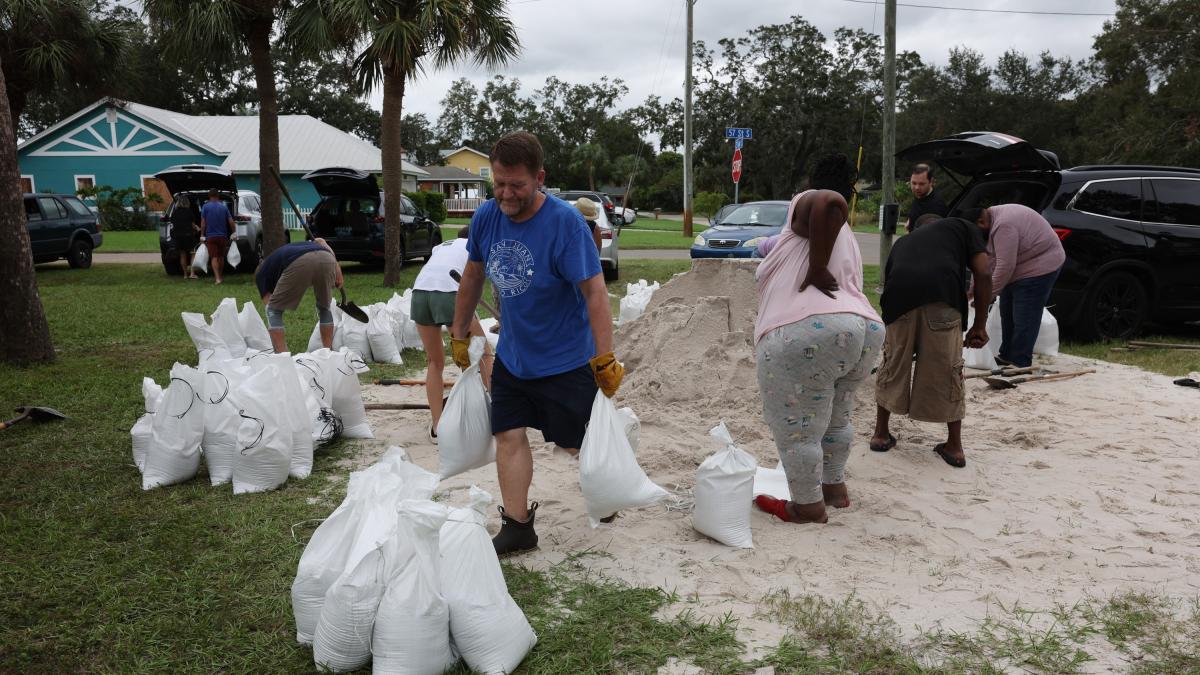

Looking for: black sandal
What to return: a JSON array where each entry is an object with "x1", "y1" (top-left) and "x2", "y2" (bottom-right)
[
  {"x1": 869, "y1": 433, "x2": 897, "y2": 453},
  {"x1": 933, "y1": 442, "x2": 966, "y2": 468},
  {"x1": 1174, "y1": 378, "x2": 1199, "y2": 388}
]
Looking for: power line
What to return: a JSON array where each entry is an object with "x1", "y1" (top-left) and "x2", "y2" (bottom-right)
[{"x1": 837, "y1": 0, "x2": 1114, "y2": 17}]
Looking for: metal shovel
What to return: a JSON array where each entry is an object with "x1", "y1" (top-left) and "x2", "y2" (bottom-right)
[
  {"x1": 984, "y1": 369, "x2": 1095, "y2": 390},
  {"x1": 0, "y1": 405, "x2": 68, "y2": 431},
  {"x1": 338, "y1": 287, "x2": 369, "y2": 323}
]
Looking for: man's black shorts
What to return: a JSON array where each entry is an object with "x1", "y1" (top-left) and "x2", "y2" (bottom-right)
[{"x1": 491, "y1": 357, "x2": 597, "y2": 449}]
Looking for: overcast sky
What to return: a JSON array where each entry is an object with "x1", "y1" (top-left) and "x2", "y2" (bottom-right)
[{"x1": 387, "y1": 0, "x2": 1119, "y2": 123}]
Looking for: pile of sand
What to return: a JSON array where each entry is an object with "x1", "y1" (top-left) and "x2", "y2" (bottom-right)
[{"x1": 355, "y1": 259, "x2": 1200, "y2": 661}]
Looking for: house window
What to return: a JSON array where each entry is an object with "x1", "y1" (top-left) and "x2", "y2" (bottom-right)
[
  {"x1": 75, "y1": 175, "x2": 96, "y2": 195},
  {"x1": 141, "y1": 175, "x2": 172, "y2": 212},
  {"x1": 20, "y1": 175, "x2": 35, "y2": 193},
  {"x1": 479, "y1": 167, "x2": 490, "y2": 178}
]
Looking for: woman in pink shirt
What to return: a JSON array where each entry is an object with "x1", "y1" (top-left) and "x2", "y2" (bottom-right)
[
  {"x1": 971, "y1": 204, "x2": 1065, "y2": 368},
  {"x1": 753, "y1": 155, "x2": 883, "y2": 525}
]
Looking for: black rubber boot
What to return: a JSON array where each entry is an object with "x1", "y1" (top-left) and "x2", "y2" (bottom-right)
[{"x1": 492, "y1": 502, "x2": 539, "y2": 556}]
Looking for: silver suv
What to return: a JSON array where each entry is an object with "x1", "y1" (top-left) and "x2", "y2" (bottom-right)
[{"x1": 155, "y1": 164, "x2": 265, "y2": 275}]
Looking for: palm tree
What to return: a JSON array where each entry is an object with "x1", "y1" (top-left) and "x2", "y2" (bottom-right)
[
  {"x1": 1, "y1": 0, "x2": 129, "y2": 137},
  {"x1": 143, "y1": 0, "x2": 290, "y2": 257},
  {"x1": 289, "y1": 0, "x2": 520, "y2": 287},
  {"x1": 570, "y1": 143, "x2": 608, "y2": 193},
  {"x1": 0, "y1": 51, "x2": 54, "y2": 363}
]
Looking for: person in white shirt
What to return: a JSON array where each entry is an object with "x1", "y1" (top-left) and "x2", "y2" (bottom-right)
[{"x1": 412, "y1": 226, "x2": 492, "y2": 440}]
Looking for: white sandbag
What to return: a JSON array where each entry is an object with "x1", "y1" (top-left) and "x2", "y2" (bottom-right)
[
  {"x1": 200, "y1": 360, "x2": 252, "y2": 485},
  {"x1": 192, "y1": 243, "x2": 209, "y2": 274},
  {"x1": 292, "y1": 448, "x2": 413, "y2": 644},
  {"x1": 693, "y1": 422, "x2": 757, "y2": 548},
  {"x1": 293, "y1": 353, "x2": 343, "y2": 446},
  {"x1": 479, "y1": 317, "x2": 500, "y2": 352},
  {"x1": 307, "y1": 302, "x2": 343, "y2": 353},
  {"x1": 182, "y1": 312, "x2": 232, "y2": 362},
  {"x1": 250, "y1": 354, "x2": 315, "y2": 479},
  {"x1": 308, "y1": 348, "x2": 373, "y2": 438},
  {"x1": 438, "y1": 487, "x2": 537, "y2": 674},
  {"x1": 963, "y1": 306, "x2": 998, "y2": 370},
  {"x1": 341, "y1": 309, "x2": 372, "y2": 363},
  {"x1": 211, "y1": 297, "x2": 247, "y2": 358},
  {"x1": 617, "y1": 406, "x2": 640, "y2": 452},
  {"x1": 372, "y1": 500, "x2": 455, "y2": 675},
  {"x1": 142, "y1": 364, "x2": 205, "y2": 490},
  {"x1": 437, "y1": 337, "x2": 493, "y2": 479},
  {"x1": 618, "y1": 279, "x2": 660, "y2": 325},
  {"x1": 387, "y1": 290, "x2": 422, "y2": 351},
  {"x1": 228, "y1": 367, "x2": 292, "y2": 494},
  {"x1": 1034, "y1": 308, "x2": 1060, "y2": 356},
  {"x1": 239, "y1": 302, "x2": 273, "y2": 352},
  {"x1": 131, "y1": 377, "x2": 164, "y2": 472},
  {"x1": 752, "y1": 463, "x2": 789, "y2": 501},
  {"x1": 312, "y1": 460, "x2": 439, "y2": 671},
  {"x1": 367, "y1": 304, "x2": 403, "y2": 364},
  {"x1": 226, "y1": 241, "x2": 242, "y2": 268},
  {"x1": 578, "y1": 393, "x2": 669, "y2": 527}
]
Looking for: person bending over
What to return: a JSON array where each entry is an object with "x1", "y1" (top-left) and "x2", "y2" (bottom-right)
[{"x1": 255, "y1": 238, "x2": 343, "y2": 353}]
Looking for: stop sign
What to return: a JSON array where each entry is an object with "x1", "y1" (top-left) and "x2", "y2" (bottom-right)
[{"x1": 731, "y1": 148, "x2": 743, "y2": 184}]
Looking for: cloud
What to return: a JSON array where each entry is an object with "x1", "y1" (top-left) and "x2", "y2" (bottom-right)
[{"x1": 390, "y1": 0, "x2": 1117, "y2": 123}]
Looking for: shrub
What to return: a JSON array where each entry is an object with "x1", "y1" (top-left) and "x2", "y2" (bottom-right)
[
  {"x1": 78, "y1": 185, "x2": 160, "y2": 231},
  {"x1": 403, "y1": 190, "x2": 448, "y2": 223},
  {"x1": 694, "y1": 191, "x2": 728, "y2": 218}
]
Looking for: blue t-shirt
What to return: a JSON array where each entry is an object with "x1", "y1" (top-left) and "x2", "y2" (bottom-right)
[
  {"x1": 201, "y1": 200, "x2": 233, "y2": 238},
  {"x1": 468, "y1": 195, "x2": 602, "y2": 378},
  {"x1": 256, "y1": 242, "x2": 326, "y2": 297}
]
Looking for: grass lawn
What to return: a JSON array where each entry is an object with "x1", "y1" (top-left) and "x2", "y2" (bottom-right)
[
  {"x1": 99, "y1": 230, "x2": 160, "y2": 252},
  {"x1": 5, "y1": 261, "x2": 1197, "y2": 671}
]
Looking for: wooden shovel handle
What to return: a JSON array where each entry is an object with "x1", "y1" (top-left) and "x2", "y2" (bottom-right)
[{"x1": 1020, "y1": 369, "x2": 1095, "y2": 384}]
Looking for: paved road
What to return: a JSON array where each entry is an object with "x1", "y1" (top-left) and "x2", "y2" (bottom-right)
[{"x1": 84, "y1": 234, "x2": 882, "y2": 266}]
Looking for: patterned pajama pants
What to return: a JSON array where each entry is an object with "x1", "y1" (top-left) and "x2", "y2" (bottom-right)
[{"x1": 756, "y1": 313, "x2": 884, "y2": 504}]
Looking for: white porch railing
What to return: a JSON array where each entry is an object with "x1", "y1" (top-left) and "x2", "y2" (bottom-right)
[
  {"x1": 445, "y1": 198, "x2": 485, "y2": 212},
  {"x1": 283, "y1": 208, "x2": 312, "y2": 230}
]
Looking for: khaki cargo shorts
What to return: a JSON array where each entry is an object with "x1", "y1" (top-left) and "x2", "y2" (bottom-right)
[
  {"x1": 268, "y1": 250, "x2": 337, "y2": 312},
  {"x1": 875, "y1": 302, "x2": 965, "y2": 423}
]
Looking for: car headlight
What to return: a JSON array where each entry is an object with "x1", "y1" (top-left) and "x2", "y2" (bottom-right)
[
  {"x1": 693, "y1": 235, "x2": 706, "y2": 246},
  {"x1": 743, "y1": 237, "x2": 765, "y2": 249}
]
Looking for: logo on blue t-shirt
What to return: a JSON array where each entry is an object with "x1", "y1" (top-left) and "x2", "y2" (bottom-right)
[{"x1": 486, "y1": 239, "x2": 535, "y2": 298}]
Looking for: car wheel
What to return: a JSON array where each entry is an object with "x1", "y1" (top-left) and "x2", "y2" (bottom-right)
[
  {"x1": 1078, "y1": 271, "x2": 1148, "y2": 341},
  {"x1": 163, "y1": 256, "x2": 184, "y2": 276},
  {"x1": 253, "y1": 236, "x2": 264, "y2": 268},
  {"x1": 67, "y1": 238, "x2": 92, "y2": 269}
]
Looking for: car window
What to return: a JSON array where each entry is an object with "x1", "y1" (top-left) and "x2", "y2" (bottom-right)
[
  {"x1": 37, "y1": 197, "x2": 68, "y2": 219},
  {"x1": 1145, "y1": 179, "x2": 1200, "y2": 226},
  {"x1": 719, "y1": 204, "x2": 789, "y2": 227},
  {"x1": 1072, "y1": 179, "x2": 1142, "y2": 221},
  {"x1": 25, "y1": 198, "x2": 42, "y2": 221},
  {"x1": 63, "y1": 196, "x2": 93, "y2": 217},
  {"x1": 401, "y1": 196, "x2": 417, "y2": 215}
]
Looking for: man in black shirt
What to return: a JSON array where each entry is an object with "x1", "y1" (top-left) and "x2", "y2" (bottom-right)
[
  {"x1": 870, "y1": 217, "x2": 991, "y2": 468},
  {"x1": 255, "y1": 238, "x2": 343, "y2": 353},
  {"x1": 905, "y1": 164, "x2": 948, "y2": 232}
]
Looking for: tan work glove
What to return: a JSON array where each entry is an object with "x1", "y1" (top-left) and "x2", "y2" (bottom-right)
[
  {"x1": 450, "y1": 337, "x2": 472, "y2": 369},
  {"x1": 589, "y1": 351, "x2": 624, "y2": 398}
]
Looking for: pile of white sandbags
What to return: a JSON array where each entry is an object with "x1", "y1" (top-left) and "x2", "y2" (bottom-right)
[
  {"x1": 618, "y1": 279, "x2": 660, "y2": 325},
  {"x1": 305, "y1": 289, "x2": 428, "y2": 364},
  {"x1": 292, "y1": 451, "x2": 536, "y2": 674},
  {"x1": 963, "y1": 305, "x2": 1061, "y2": 370},
  {"x1": 182, "y1": 297, "x2": 273, "y2": 361},
  {"x1": 132, "y1": 345, "x2": 373, "y2": 492}
]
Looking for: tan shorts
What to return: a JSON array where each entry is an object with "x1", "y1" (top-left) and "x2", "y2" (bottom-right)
[
  {"x1": 875, "y1": 303, "x2": 965, "y2": 423},
  {"x1": 268, "y1": 250, "x2": 337, "y2": 312}
]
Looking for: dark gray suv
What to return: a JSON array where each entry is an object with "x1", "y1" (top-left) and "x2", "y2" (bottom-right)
[{"x1": 23, "y1": 193, "x2": 102, "y2": 268}]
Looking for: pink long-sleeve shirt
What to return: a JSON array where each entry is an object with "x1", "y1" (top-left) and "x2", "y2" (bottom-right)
[{"x1": 986, "y1": 204, "x2": 1065, "y2": 296}]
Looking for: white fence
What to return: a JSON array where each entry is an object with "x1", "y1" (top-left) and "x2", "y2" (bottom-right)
[
  {"x1": 445, "y1": 198, "x2": 485, "y2": 213},
  {"x1": 283, "y1": 208, "x2": 312, "y2": 230}
]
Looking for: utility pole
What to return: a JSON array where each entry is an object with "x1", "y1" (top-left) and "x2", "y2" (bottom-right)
[
  {"x1": 879, "y1": 0, "x2": 897, "y2": 282},
  {"x1": 682, "y1": 0, "x2": 695, "y2": 238}
]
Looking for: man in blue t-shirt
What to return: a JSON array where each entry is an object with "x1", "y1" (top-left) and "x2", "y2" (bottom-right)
[
  {"x1": 199, "y1": 190, "x2": 236, "y2": 285},
  {"x1": 450, "y1": 131, "x2": 624, "y2": 556}
]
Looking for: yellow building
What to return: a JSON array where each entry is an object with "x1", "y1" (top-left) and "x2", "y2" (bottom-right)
[{"x1": 439, "y1": 146, "x2": 491, "y2": 179}]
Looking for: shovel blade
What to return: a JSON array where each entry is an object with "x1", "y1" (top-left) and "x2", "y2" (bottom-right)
[
  {"x1": 14, "y1": 406, "x2": 67, "y2": 422},
  {"x1": 984, "y1": 377, "x2": 1017, "y2": 390},
  {"x1": 338, "y1": 301, "x2": 369, "y2": 324}
]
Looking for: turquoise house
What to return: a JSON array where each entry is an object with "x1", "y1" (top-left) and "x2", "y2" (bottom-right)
[{"x1": 18, "y1": 98, "x2": 428, "y2": 218}]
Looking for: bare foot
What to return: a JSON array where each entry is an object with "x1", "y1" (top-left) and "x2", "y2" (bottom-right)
[
  {"x1": 822, "y1": 483, "x2": 850, "y2": 508},
  {"x1": 786, "y1": 500, "x2": 828, "y2": 523}
]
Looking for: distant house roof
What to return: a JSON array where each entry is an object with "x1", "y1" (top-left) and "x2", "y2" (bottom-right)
[
  {"x1": 438, "y1": 146, "x2": 489, "y2": 161},
  {"x1": 420, "y1": 165, "x2": 487, "y2": 182},
  {"x1": 599, "y1": 184, "x2": 627, "y2": 197},
  {"x1": 18, "y1": 98, "x2": 428, "y2": 177}
]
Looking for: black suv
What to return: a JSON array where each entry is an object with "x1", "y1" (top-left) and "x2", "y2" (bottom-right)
[
  {"x1": 23, "y1": 193, "x2": 102, "y2": 268},
  {"x1": 302, "y1": 167, "x2": 442, "y2": 264},
  {"x1": 557, "y1": 190, "x2": 621, "y2": 225},
  {"x1": 899, "y1": 132, "x2": 1200, "y2": 340}
]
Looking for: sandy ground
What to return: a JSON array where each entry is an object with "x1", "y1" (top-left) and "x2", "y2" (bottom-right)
[{"x1": 343, "y1": 260, "x2": 1200, "y2": 666}]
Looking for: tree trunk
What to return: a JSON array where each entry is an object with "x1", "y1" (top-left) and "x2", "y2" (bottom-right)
[
  {"x1": 245, "y1": 17, "x2": 286, "y2": 256},
  {"x1": 381, "y1": 70, "x2": 406, "y2": 287},
  {"x1": 0, "y1": 57, "x2": 55, "y2": 364}
]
